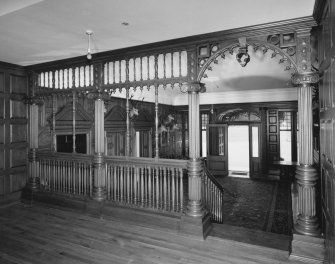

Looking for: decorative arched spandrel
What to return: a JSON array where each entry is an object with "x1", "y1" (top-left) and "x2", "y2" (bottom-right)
[{"x1": 197, "y1": 40, "x2": 298, "y2": 82}]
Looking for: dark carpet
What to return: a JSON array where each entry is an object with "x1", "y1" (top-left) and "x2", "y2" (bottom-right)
[{"x1": 216, "y1": 177, "x2": 292, "y2": 236}]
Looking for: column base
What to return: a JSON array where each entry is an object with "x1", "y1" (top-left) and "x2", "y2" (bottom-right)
[
  {"x1": 21, "y1": 177, "x2": 40, "y2": 203},
  {"x1": 290, "y1": 232, "x2": 325, "y2": 263},
  {"x1": 92, "y1": 186, "x2": 106, "y2": 202},
  {"x1": 25, "y1": 177, "x2": 40, "y2": 191},
  {"x1": 179, "y1": 212, "x2": 213, "y2": 240},
  {"x1": 294, "y1": 165, "x2": 320, "y2": 237},
  {"x1": 295, "y1": 215, "x2": 320, "y2": 237}
]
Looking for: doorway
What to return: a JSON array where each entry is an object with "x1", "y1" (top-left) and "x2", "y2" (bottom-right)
[{"x1": 228, "y1": 125, "x2": 249, "y2": 177}]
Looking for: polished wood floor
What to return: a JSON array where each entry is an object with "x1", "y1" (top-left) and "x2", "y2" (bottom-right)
[{"x1": 0, "y1": 202, "x2": 308, "y2": 264}]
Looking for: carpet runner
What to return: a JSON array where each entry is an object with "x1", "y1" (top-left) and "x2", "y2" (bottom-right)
[{"x1": 216, "y1": 177, "x2": 292, "y2": 236}]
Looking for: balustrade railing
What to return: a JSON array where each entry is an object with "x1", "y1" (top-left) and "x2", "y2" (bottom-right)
[
  {"x1": 202, "y1": 162, "x2": 224, "y2": 223},
  {"x1": 37, "y1": 151, "x2": 93, "y2": 197},
  {"x1": 105, "y1": 157, "x2": 187, "y2": 215}
]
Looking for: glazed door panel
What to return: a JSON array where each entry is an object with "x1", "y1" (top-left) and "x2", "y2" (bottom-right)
[
  {"x1": 250, "y1": 124, "x2": 261, "y2": 178},
  {"x1": 207, "y1": 124, "x2": 228, "y2": 176}
]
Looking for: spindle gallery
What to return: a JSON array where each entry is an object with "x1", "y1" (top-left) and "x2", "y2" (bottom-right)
[{"x1": 0, "y1": 0, "x2": 333, "y2": 263}]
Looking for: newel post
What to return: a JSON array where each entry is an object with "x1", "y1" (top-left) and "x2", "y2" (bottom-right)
[
  {"x1": 25, "y1": 72, "x2": 42, "y2": 192},
  {"x1": 291, "y1": 28, "x2": 320, "y2": 237},
  {"x1": 180, "y1": 81, "x2": 212, "y2": 239}
]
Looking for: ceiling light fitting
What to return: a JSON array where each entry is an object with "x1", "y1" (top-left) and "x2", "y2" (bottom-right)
[{"x1": 86, "y1": 30, "x2": 93, "y2": 60}]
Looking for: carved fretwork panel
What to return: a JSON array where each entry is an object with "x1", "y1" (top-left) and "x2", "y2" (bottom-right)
[{"x1": 197, "y1": 39, "x2": 297, "y2": 81}]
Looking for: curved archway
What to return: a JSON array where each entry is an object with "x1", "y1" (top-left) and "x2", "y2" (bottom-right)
[{"x1": 215, "y1": 109, "x2": 261, "y2": 123}]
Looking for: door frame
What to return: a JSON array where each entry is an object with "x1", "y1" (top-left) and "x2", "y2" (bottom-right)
[{"x1": 206, "y1": 121, "x2": 263, "y2": 178}]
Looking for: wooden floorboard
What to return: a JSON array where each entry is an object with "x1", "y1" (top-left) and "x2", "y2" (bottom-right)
[{"x1": 0, "y1": 203, "x2": 309, "y2": 264}]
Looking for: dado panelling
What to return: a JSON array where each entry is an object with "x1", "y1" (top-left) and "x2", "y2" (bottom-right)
[
  {"x1": 0, "y1": 64, "x2": 28, "y2": 205},
  {"x1": 316, "y1": 0, "x2": 335, "y2": 262}
]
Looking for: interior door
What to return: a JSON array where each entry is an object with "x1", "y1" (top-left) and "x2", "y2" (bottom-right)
[
  {"x1": 206, "y1": 124, "x2": 228, "y2": 176},
  {"x1": 139, "y1": 130, "x2": 151, "y2": 157},
  {"x1": 249, "y1": 124, "x2": 261, "y2": 178}
]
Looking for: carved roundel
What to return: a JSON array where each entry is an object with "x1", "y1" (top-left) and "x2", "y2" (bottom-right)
[{"x1": 267, "y1": 34, "x2": 280, "y2": 45}]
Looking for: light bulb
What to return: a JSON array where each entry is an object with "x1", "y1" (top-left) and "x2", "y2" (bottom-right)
[{"x1": 87, "y1": 52, "x2": 92, "y2": 60}]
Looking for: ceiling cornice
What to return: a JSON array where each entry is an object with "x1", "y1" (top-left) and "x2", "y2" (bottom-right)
[{"x1": 26, "y1": 16, "x2": 316, "y2": 72}]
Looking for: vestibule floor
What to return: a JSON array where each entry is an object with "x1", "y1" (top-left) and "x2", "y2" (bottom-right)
[{"x1": 216, "y1": 176, "x2": 293, "y2": 236}]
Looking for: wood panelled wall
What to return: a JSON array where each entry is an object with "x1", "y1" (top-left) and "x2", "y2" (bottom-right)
[
  {"x1": 0, "y1": 62, "x2": 28, "y2": 205},
  {"x1": 315, "y1": 0, "x2": 335, "y2": 262},
  {"x1": 37, "y1": 93, "x2": 182, "y2": 158}
]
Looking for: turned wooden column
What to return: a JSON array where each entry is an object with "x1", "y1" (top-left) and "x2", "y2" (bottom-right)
[
  {"x1": 186, "y1": 81, "x2": 204, "y2": 217},
  {"x1": 291, "y1": 28, "x2": 320, "y2": 237},
  {"x1": 25, "y1": 72, "x2": 41, "y2": 191},
  {"x1": 91, "y1": 63, "x2": 107, "y2": 201},
  {"x1": 155, "y1": 84, "x2": 159, "y2": 159},
  {"x1": 180, "y1": 81, "x2": 212, "y2": 239},
  {"x1": 126, "y1": 87, "x2": 130, "y2": 157}
]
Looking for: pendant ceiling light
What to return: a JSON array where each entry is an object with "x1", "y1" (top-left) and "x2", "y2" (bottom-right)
[{"x1": 86, "y1": 30, "x2": 93, "y2": 60}]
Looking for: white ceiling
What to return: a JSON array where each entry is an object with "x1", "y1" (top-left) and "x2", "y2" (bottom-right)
[{"x1": 0, "y1": 0, "x2": 315, "y2": 67}]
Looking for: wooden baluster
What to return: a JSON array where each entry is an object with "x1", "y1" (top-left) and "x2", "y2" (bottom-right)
[
  {"x1": 179, "y1": 168, "x2": 183, "y2": 212},
  {"x1": 65, "y1": 161, "x2": 68, "y2": 193},
  {"x1": 147, "y1": 56, "x2": 150, "y2": 80},
  {"x1": 62, "y1": 160, "x2": 65, "y2": 193},
  {"x1": 119, "y1": 61, "x2": 122, "y2": 83},
  {"x1": 89, "y1": 163, "x2": 92, "y2": 197},
  {"x1": 144, "y1": 167, "x2": 147, "y2": 207},
  {"x1": 86, "y1": 163, "x2": 88, "y2": 196},
  {"x1": 141, "y1": 167, "x2": 144, "y2": 207},
  {"x1": 135, "y1": 166, "x2": 138, "y2": 205},
  {"x1": 155, "y1": 167, "x2": 159, "y2": 209},
  {"x1": 172, "y1": 168, "x2": 175, "y2": 212},
  {"x1": 117, "y1": 165, "x2": 120, "y2": 202},
  {"x1": 120, "y1": 166, "x2": 124, "y2": 203},
  {"x1": 179, "y1": 52, "x2": 182, "y2": 77},
  {"x1": 127, "y1": 165, "x2": 130, "y2": 204},
  {"x1": 50, "y1": 160, "x2": 53, "y2": 191},
  {"x1": 55, "y1": 160, "x2": 58, "y2": 191},
  {"x1": 106, "y1": 164, "x2": 109, "y2": 200},
  {"x1": 148, "y1": 166, "x2": 152, "y2": 208},
  {"x1": 113, "y1": 165, "x2": 117, "y2": 201},
  {"x1": 79, "y1": 163, "x2": 82, "y2": 195},
  {"x1": 165, "y1": 168, "x2": 168, "y2": 211},
  {"x1": 58, "y1": 69, "x2": 60, "y2": 89},
  {"x1": 140, "y1": 57, "x2": 143, "y2": 82},
  {"x1": 73, "y1": 161, "x2": 76, "y2": 195},
  {"x1": 163, "y1": 53, "x2": 166, "y2": 79},
  {"x1": 171, "y1": 52, "x2": 174, "y2": 78},
  {"x1": 112, "y1": 62, "x2": 115, "y2": 84}
]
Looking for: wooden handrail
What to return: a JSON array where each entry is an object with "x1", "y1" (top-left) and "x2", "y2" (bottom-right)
[{"x1": 105, "y1": 156, "x2": 187, "y2": 169}]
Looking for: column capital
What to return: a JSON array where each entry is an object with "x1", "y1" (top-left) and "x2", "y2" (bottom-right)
[
  {"x1": 183, "y1": 81, "x2": 206, "y2": 93},
  {"x1": 87, "y1": 90, "x2": 110, "y2": 101},
  {"x1": 23, "y1": 96, "x2": 44, "y2": 105},
  {"x1": 291, "y1": 72, "x2": 319, "y2": 87}
]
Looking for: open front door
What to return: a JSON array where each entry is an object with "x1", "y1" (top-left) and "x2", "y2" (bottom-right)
[
  {"x1": 206, "y1": 124, "x2": 228, "y2": 176},
  {"x1": 249, "y1": 124, "x2": 261, "y2": 178}
]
